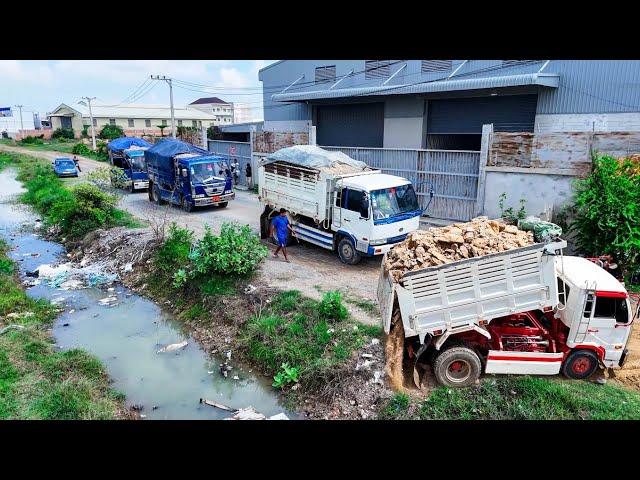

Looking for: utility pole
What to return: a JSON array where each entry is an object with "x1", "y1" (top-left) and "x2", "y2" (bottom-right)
[
  {"x1": 150, "y1": 75, "x2": 176, "y2": 138},
  {"x1": 14, "y1": 105, "x2": 24, "y2": 133},
  {"x1": 81, "y1": 97, "x2": 97, "y2": 150}
]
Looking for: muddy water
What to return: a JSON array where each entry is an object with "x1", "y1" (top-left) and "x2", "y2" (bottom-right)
[{"x1": 0, "y1": 169, "x2": 293, "y2": 420}]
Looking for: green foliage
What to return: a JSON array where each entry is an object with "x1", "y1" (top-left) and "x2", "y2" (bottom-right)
[
  {"x1": 82, "y1": 125, "x2": 89, "y2": 138},
  {"x1": 0, "y1": 152, "x2": 11, "y2": 171},
  {"x1": 318, "y1": 290, "x2": 348, "y2": 321},
  {"x1": 99, "y1": 124, "x2": 124, "y2": 140},
  {"x1": 155, "y1": 223, "x2": 194, "y2": 275},
  {"x1": 19, "y1": 135, "x2": 44, "y2": 145},
  {"x1": 378, "y1": 376, "x2": 640, "y2": 420},
  {"x1": 207, "y1": 125, "x2": 223, "y2": 140},
  {"x1": 272, "y1": 363, "x2": 300, "y2": 389},
  {"x1": 570, "y1": 155, "x2": 640, "y2": 271},
  {"x1": 13, "y1": 152, "x2": 136, "y2": 240},
  {"x1": 52, "y1": 127, "x2": 75, "y2": 140},
  {"x1": 72, "y1": 143, "x2": 91, "y2": 156},
  {"x1": 498, "y1": 192, "x2": 527, "y2": 223},
  {"x1": 188, "y1": 223, "x2": 268, "y2": 278},
  {"x1": 239, "y1": 289, "x2": 375, "y2": 394}
]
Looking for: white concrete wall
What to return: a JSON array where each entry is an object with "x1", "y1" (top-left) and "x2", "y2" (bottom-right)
[
  {"x1": 482, "y1": 170, "x2": 576, "y2": 220},
  {"x1": 535, "y1": 113, "x2": 640, "y2": 133},
  {"x1": 263, "y1": 119, "x2": 311, "y2": 133}
]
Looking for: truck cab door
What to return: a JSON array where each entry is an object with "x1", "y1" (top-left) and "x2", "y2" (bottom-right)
[
  {"x1": 587, "y1": 294, "x2": 632, "y2": 363},
  {"x1": 333, "y1": 188, "x2": 370, "y2": 252}
]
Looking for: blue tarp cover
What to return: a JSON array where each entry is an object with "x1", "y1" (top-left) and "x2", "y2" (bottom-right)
[
  {"x1": 145, "y1": 138, "x2": 220, "y2": 176},
  {"x1": 107, "y1": 137, "x2": 152, "y2": 152}
]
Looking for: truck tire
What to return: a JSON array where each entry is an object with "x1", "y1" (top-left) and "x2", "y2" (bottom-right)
[
  {"x1": 152, "y1": 184, "x2": 164, "y2": 205},
  {"x1": 260, "y1": 207, "x2": 272, "y2": 239},
  {"x1": 148, "y1": 181, "x2": 154, "y2": 202},
  {"x1": 562, "y1": 350, "x2": 599, "y2": 380},
  {"x1": 337, "y1": 237, "x2": 362, "y2": 265},
  {"x1": 181, "y1": 195, "x2": 193, "y2": 212},
  {"x1": 433, "y1": 346, "x2": 482, "y2": 388}
]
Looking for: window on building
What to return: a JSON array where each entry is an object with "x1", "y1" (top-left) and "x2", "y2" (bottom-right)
[
  {"x1": 109, "y1": 118, "x2": 116, "y2": 125},
  {"x1": 128, "y1": 118, "x2": 134, "y2": 127},
  {"x1": 145, "y1": 119, "x2": 151, "y2": 127},
  {"x1": 421, "y1": 60, "x2": 452, "y2": 73},
  {"x1": 92, "y1": 118, "x2": 97, "y2": 127},
  {"x1": 365, "y1": 60, "x2": 392, "y2": 79},
  {"x1": 192, "y1": 120, "x2": 197, "y2": 127},
  {"x1": 177, "y1": 119, "x2": 183, "y2": 126},
  {"x1": 161, "y1": 119, "x2": 167, "y2": 126},
  {"x1": 315, "y1": 65, "x2": 336, "y2": 84}
]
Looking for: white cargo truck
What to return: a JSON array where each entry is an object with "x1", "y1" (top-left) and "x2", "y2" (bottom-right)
[
  {"x1": 378, "y1": 240, "x2": 637, "y2": 387},
  {"x1": 257, "y1": 145, "x2": 422, "y2": 265}
]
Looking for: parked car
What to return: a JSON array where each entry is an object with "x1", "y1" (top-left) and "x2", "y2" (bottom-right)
[{"x1": 52, "y1": 157, "x2": 79, "y2": 178}]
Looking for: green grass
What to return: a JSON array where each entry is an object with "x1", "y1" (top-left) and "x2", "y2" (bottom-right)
[
  {"x1": 1, "y1": 138, "x2": 77, "y2": 154},
  {"x1": 238, "y1": 289, "x2": 378, "y2": 395},
  {"x1": 378, "y1": 376, "x2": 640, "y2": 420},
  {"x1": 1, "y1": 152, "x2": 142, "y2": 240},
  {"x1": 0, "y1": 239, "x2": 124, "y2": 419},
  {"x1": 345, "y1": 297, "x2": 380, "y2": 316}
]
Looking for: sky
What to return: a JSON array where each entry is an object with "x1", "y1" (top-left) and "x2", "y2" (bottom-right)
[{"x1": 0, "y1": 60, "x2": 276, "y2": 120}]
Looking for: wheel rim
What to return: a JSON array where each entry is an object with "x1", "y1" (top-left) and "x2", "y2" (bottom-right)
[
  {"x1": 445, "y1": 359, "x2": 471, "y2": 383},
  {"x1": 341, "y1": 242, "x2": 353, "y2": 259},
  {"x1": 572, "y1": 357, "x2": 591, "y2": 375},
  {"x1": 153, "y1": 187, "x2": 159, "y2": 202}
]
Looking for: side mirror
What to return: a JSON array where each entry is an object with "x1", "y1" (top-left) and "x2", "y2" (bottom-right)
[
  {"x1": 360, "y1": 196, "x2": 370, "y2": 219},
  {"x1": 181, "y1": 168, "x2": 188, "y2": 177}
]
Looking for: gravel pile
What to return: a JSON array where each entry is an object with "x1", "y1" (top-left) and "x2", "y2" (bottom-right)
[{"x1": 384, "y1": 217, "x2": 534, "y2": 283}]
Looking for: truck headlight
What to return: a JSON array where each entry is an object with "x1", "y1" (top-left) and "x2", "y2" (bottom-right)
[{"x1": 369, "y1": 239, "x2": 386, "y2": 246}]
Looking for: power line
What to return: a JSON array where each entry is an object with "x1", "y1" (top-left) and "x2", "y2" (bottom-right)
[{"x1": 121, "y1": 77, "x2": 152, "y2": 103}]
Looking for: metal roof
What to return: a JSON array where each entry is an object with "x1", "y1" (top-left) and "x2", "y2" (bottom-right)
[
  {"x1": 189, "y1": 97, "x2": 229, "y2": 105},
  {"x1": 272, "y1": 73, "x2": 560, "y2": 103},
  {"x1": 49, "y1": 103, "x2": 216, "y2": 120}
]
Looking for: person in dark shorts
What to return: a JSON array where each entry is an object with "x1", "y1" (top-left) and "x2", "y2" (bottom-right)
[
  {"x1": 270, "y1": 208, "x2": 294, "y2": 262},
  {"x1": 245, "y1": 163, "x2": 253, "y2": 189}
]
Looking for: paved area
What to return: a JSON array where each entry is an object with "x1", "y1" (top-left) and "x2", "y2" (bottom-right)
[{"x1": 0, "y1": 144, "x2": 383, "y2": 325}]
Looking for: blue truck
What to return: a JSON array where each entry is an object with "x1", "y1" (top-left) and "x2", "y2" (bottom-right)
[
  {"x1": 145, "y1": 138, "x2": 235, "y2": 212},
  {"x1": 107, "y1": 137, "x2": 153, "y2": 192}
]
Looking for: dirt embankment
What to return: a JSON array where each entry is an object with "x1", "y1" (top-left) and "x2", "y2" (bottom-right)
[{"x1": 66, "y1": 226, "x2": 393, "y2": 419}]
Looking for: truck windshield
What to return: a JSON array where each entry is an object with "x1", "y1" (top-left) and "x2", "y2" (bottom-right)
[
  {"x1": 190, "y1": 162, "x2": 225, "y2": 184},
  {"x1": 127, "y1": 155, "x2": 146, "y2": 172},
  {"x1": 370, "y1": 184, "x2": 419, "y2": 220}
]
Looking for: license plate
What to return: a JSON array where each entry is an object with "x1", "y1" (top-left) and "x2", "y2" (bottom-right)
[{"x1": 212, "y1": 195, "x2": 221, "y2": 202}]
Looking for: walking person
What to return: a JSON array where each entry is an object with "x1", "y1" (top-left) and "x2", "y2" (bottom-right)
[
  {"x1": 270, "y1": 208, "x2": 295, "y2": 263},
  {"x1": 72, "y1": 155, "x2": 82, "y2": 172},
  {"x1": 245, "y1": 162, "x2": 253, "y2": 189}
]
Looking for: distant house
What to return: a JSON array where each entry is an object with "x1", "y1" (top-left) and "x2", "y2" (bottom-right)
[
  {"x1": 189, "y1": 97, "x2": 234, "y2": 125},
  {"x1": 48, "y1": 102, "x2": 217, "y2": 137}
]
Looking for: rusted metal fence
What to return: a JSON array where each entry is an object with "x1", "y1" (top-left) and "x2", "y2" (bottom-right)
[{"x1": 322, "y1": 146, "x2": 481, "y2": 221}]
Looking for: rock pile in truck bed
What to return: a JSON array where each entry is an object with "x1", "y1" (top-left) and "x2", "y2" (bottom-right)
[{"x1": 384, "y1": 216, "x2": 534, "y2": 283}]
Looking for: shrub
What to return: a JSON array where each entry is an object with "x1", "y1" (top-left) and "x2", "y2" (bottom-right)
[
  {"x1": 19, "y1": 136, "x2": 44, "y2": 145},
  {"x1": 318, "y1": 290, "x2": 348, "y2": 321},
  {"x1": 570, "y1": 155, "x2": 640, "y2": 271},
  {"x1": 99, "y1": 124, "x2": 124, "y2": 140},
  {"x1": 52, "y1": 128, "x2": 75, "y2": 140},
  {"x1": 155, "y1": 223, "x2": 194, "y2": 275},
  {"x1": 187, "y1": 223, "x2": 268, "y2": 278},
  {"x1": 498, "y1": 192, "x2": 527, "y2": 223},
  {"x1": 72, "y1": 143, "x2": 91, "y2": 156}
]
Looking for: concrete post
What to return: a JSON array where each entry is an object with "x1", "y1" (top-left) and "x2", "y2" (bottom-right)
[
  {"x1": 309, "y1": 125, "x2": 317, "y2": 145},
  {"x1": 474, "y1": 123, "x2": 493, "y2": 217}
]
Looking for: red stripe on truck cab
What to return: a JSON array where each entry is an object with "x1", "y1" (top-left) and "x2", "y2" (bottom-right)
[{"x1": 595, "y1": 290, "x2": 628, "y2": 299}]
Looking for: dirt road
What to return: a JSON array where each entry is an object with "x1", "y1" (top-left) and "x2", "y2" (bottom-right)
[{"x1": 0, "y1": 144, "x2": 382, "y2": 324}]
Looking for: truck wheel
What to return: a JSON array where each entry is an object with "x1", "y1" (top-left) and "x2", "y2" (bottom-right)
[
  {"x1": 337, "y1": 238, "x2": 362, "y2": 265},
  {"x1": 128, "y1": 182, "x2": 135, "y2": 193},
  {"x1": 562, "y1": 350, "x2": 599, "y2": 380},
  {"x1": 433, "y1": 346, "x2": 482, "y2": 388},
  {"x1": 152, "y1": 184, "x2": 164, "y2": 205},
  {"x1": 181, "y1": 196, "x2": 193, "y2": 212},
  {"x1": 148, "y1": 182, "x2": 154, "y2": 201}
]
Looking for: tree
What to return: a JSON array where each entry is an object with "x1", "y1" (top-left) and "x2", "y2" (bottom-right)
[
  {"x1": 157, "y1": 125, "x2": 168, "y2": 137},
  {"x1": 99, "y1": 124, "x2": 124, "y2": 140},
  {"x1": 207, "y1": 125, "x2": 223, "y2": 140}
]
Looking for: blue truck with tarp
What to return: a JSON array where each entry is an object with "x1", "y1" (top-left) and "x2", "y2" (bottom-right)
[
  {"x1": 145, "y1": 138, "x2": 235, "y2": 212},
  {"x1": 107, "y1": 137, "x2": 153, "y2": 192}
]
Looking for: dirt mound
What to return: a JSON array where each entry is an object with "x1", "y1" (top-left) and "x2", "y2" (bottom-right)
[{"x1": 384, "y1": 217, "x2": 534, "y2": 283}]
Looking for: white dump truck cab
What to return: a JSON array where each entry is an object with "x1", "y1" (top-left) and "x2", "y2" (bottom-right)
[
  {"x1": 331, "y1": 173, "x2": 421, "y2": 261},
  {"x1": 555, "y1": 256, "x2": 634, "y2": 370}
]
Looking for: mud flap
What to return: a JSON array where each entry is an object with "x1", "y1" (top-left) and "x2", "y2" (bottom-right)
[{"x1": 412, "y1": 336, "x2": 432, "y2": 390}]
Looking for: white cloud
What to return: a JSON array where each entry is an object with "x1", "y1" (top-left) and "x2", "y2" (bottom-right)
[
  {"x1": 0, "y1": 60, "x2": 54, "y2": 85},
  {"x1": 217, "y1": 67, "x2": 251, "y2": 88}
]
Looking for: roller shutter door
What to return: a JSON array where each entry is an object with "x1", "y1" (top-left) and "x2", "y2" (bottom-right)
[
  {"x1": 428, "y1": 94, "x2": 538, "y2": 133},
  {"x1": 316, "y1": 103, "x2": 384, "y2": 147}
]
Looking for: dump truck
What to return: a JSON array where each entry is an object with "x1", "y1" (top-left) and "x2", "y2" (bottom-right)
[
  {"x1": 257, "y1": 145, "x2": 422, "y2": 265},
  {"x1": 107, "y1": 137, "x2": 153, "y2": 192},
  {"x1": 378, "y1": 222, "x2": 637, "y2": 389},
  {"x1": 145, "y1": 138, "x2": 234, "y2": 212}
]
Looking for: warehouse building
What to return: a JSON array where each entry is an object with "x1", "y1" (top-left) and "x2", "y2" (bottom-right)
[
  {"x1": 259, "y1": 60, "x2": 640, "y2": 149},
  {"x1": 48, "y1": 102, "x2": 217, "y2": 137}
]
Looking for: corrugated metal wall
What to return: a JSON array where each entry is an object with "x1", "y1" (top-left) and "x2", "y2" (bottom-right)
[
  {"x1": 427, "y1": 95, "x2": 538, "y2": 133},
  {"x1": 316, "y1": 103, "x2": 384, "y2": 147}
]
